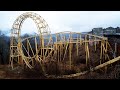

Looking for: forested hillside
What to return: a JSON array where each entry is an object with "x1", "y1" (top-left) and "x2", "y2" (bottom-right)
[
  {"x1": 0, "y1": 30, "x2": 10, "y2": 64},
  {"x1": 0, "y1": 30, "x2": 30, "y2": 65}
]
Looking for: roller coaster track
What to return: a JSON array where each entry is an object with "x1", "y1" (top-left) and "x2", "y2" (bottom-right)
[
  {"x1": 47, "y1": 56, "x2": 120, "y2": 78},
  {"x1": 10, "y1": 12, "x2": 120, "y2": 78}
]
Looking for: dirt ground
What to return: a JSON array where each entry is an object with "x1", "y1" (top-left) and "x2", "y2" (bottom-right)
[
  {"x1": 0, "y1": 64, "x2": 46, "y2": 79},
  {"x1": 0, "y1": 63, "x2": 119, "y2": 79}
]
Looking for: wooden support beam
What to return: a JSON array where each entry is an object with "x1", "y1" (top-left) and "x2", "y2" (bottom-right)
[
  {"x1": 85, "y1": 35, "x2": 87, "y2": 52},
  {"x1": 100, "y1": 40, "x2": 103, "y2": 64},
  {"x1": 51, "y1": 56, "x2": 120, "y2": 79},
  {"x1": 42, "y1": 37, "x2": 45, "y2": 61},
  {"x1": 58, "y1": 45, "x2": 59, "y2": 63},
  {"x1": 85, "y1": 42, "x2": 87, "y2": 66},
  {"x1": 61, "y1": 44, "x2": 63, "y2": 61},
  {"x1": 69, "y1": 33, "x2": 72, "y2": 70},
  {"x1": 76, "y1": 34, "x2": 78, "y2": 56},
  {"x1": 27, "y1": 39, "x2": 29, "y2": 56},
  {"x1": 60, "y1": 42, "x2": 62, "y2": 62},
  {"x1": 63, "y1": 42, "x2": 68, "y2": 61},
  {"x1": 86, "y1": 42, "x2": 90, "y2": 66},
  {"x1": 35, "y1": 37, "x2": 38, "y2": 61},
  {"x1": 103, "y1": 41, "x2": 105, "y2": 61},
  {"x1": 27, "y1": 39, "x2": 35, "y2": 57},
  {"x1": 105, "y1": 40, "x2": 107, "y2": 60},
  {"x1": 80, "y1": 34, "x2": 82, "y2": 45}
]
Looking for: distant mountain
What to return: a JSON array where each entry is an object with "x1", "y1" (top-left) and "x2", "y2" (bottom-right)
[
  {"x1": 0, "y1": 29, "x2": 11, "y2": 36},
  {"x1": 81, "y1": 32, "x2": 89, "y2": 34}
]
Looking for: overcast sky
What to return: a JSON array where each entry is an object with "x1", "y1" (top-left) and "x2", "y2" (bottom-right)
[{"x1": 0, "y1": 11, "x2": 120, "y2": 35}]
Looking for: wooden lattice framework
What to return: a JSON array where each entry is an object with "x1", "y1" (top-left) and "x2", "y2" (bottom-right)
[
  {"x1": 10, "y1": 12, "x2": 50, "y2": 69},
  {"x1": 10, "y1": 12, "x2": 120, "y2": 78}
]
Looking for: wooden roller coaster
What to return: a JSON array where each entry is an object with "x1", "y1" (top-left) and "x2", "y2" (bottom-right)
[{"x1": 9, "y1": 12, "x2": 120, "y2": 78}]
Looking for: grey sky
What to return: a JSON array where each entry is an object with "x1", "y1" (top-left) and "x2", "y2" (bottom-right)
[{"x1": 0, "y1": 11, "x2": 120, "y2": 35}]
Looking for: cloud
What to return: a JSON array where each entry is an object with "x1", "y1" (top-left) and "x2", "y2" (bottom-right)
[
  {"x1": 1, "y1": 11, "x2": 120, "y2": 35},
  {"x1": 49, "y1": 24, "x2": 73, "y2": 34}
]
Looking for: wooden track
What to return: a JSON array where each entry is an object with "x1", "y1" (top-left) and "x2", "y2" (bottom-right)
[
  {"x1": 10, "y1": 12, "x2": 120, "y2": 78},
  {"x1": 46, "y1": 56, "x2": 120, "y2": 78}
]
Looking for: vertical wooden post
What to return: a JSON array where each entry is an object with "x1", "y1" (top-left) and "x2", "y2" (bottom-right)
[
  {"x1": 87, "y1": 43, "x2": 90, "y2": 59},
  {"x1": 105, "y1": 40, "x2": 108, "y2": 73},
  {"x1": 11, "y1": 57, "x2": 13, "y2": 69},
  {"x1": 76, "y1": 34, "x2": 78, "y2": 56},
  {"x1": 17, "y1": 41, "x2": 23, "y2": 65},
  {"x1": 85, "y1": 35, "x2": 90, "y2": 66},
  {"x1": 103, "y1": 41, "x2": 105, "y2": 61},
  {"x1": 60, "y1": 42, "x2": 62, "y2": 62},
  {"x1": 100, "y1": 40, "x2": 103, "y2": 64},
  {"x1": 105, "y1": 40, "x2": 107, "y2": 60},
  {"x1": 35, "y1": 37, "x2": 38, "y2": 61},
  {"x1": 69, "y1": 33, "x2": 72, "y2": 70},
  {"x1": 80, "y1": 34, "x2": 82, "y2": 45},
  {"x1": 27, "y1": 39, "x2": 29, "y2": 56},
  {"x1": 62, "y1": 44, "x2": 64, "y2": 61},
  {"x1": 69, "y1": 44, "x2": 72, "y2": 70},
  {"x1": 58, "y1": 45, "x2": 59, "y2": 63},
  {"x1": 42, "y1": 36, "x2": 45, "y2": 61},
  {"x1": 86, "y1": 42, "x2": 89, "y2": 66},
  {"x1": 40, "y1": 35, "x2": 42, "y2": 59},
  {"x1": 85, "y1": 35, "x2": 87, "y2": 52}
]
